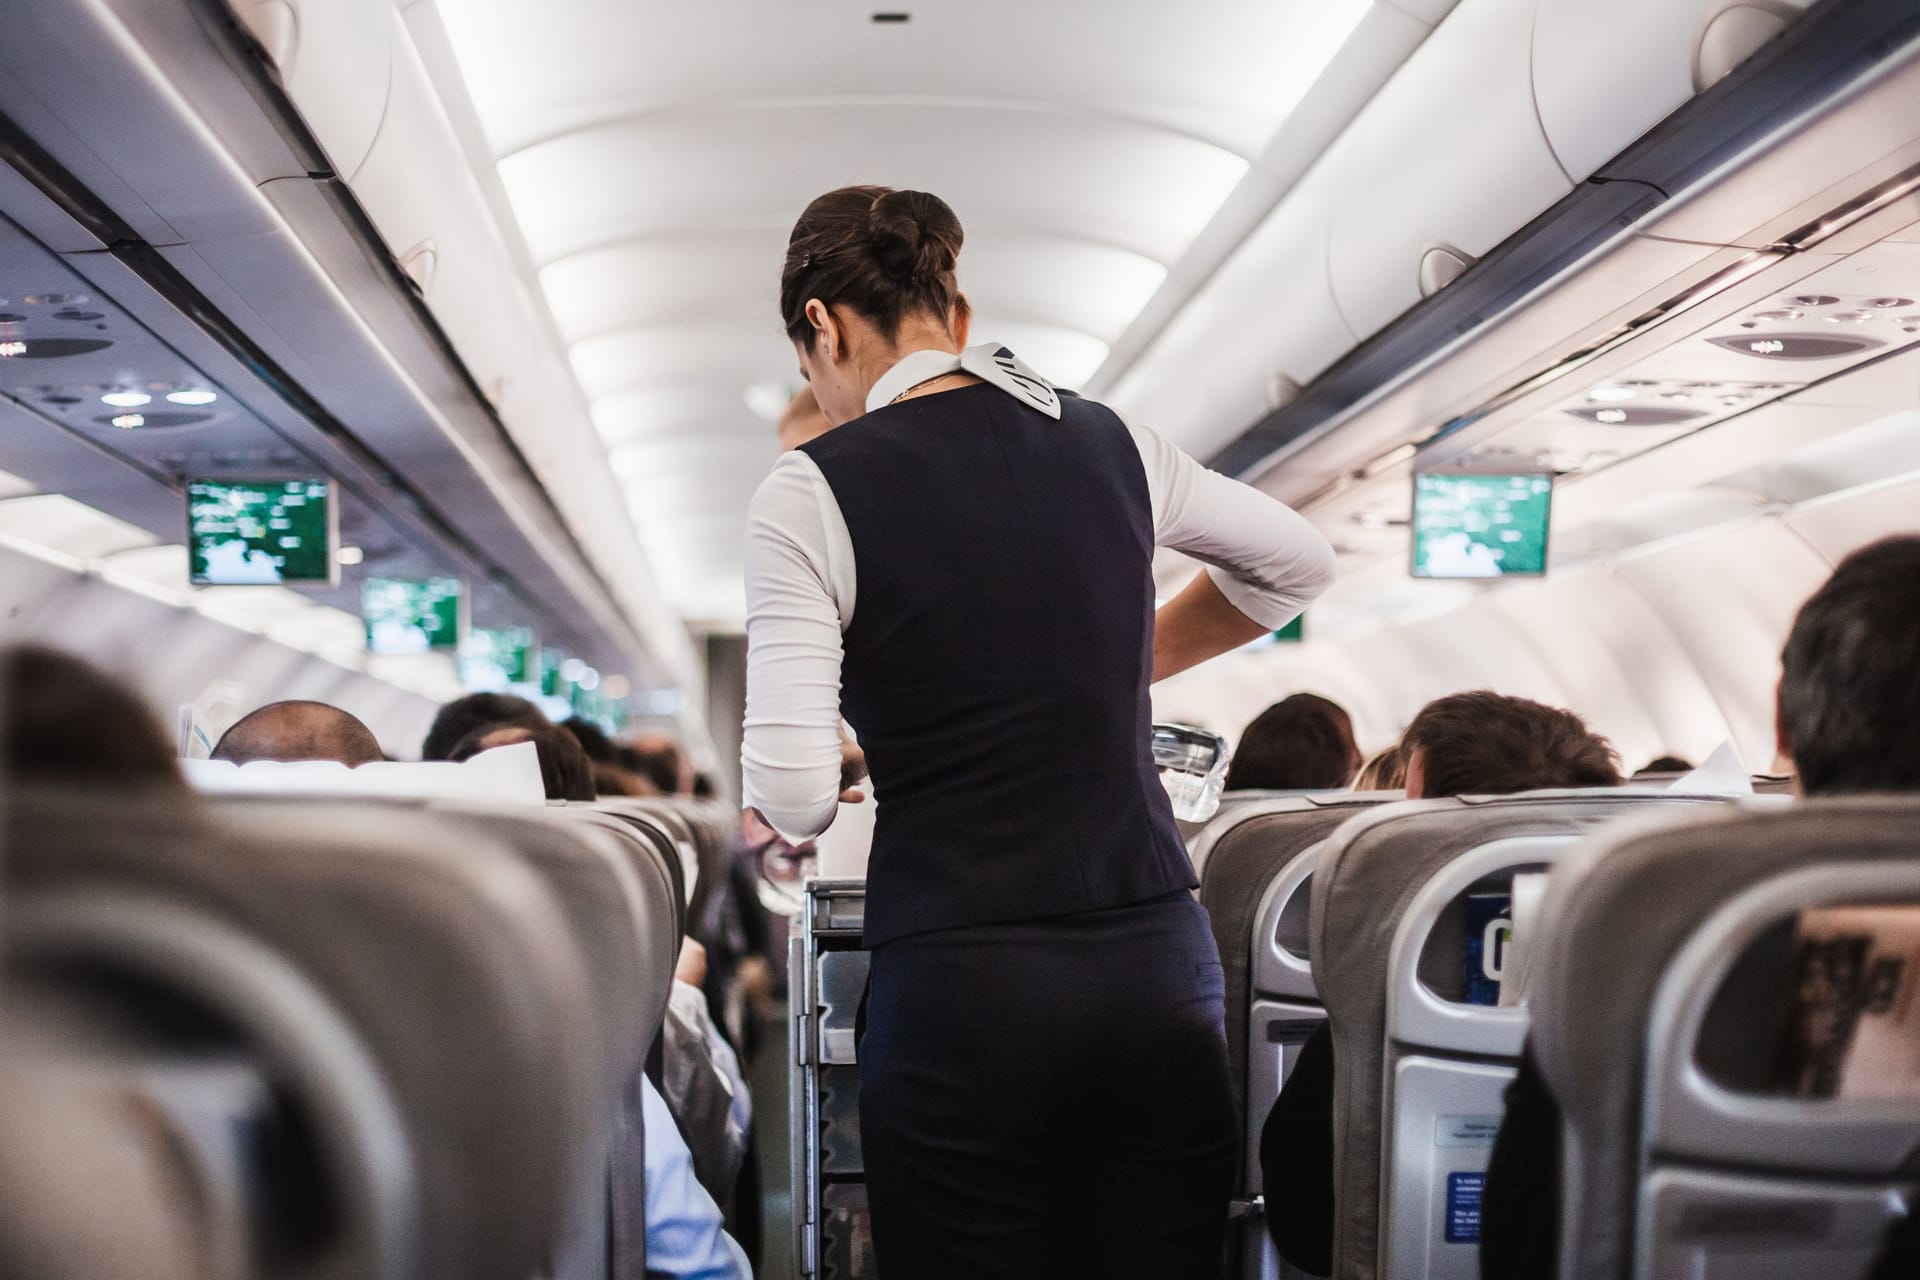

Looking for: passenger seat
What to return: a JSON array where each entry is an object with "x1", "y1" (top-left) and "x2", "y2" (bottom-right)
[
  {"x1": 1309, "y1": 791, "x2": 1723, "y2": 1280},
  {"x1": 4, "y1": 786, "x2": 603, "y2": 1280},
  {"x1": 1190, "y1": 793, "x2": 1395, "y2": 1280},
  {"x1": 1523, "y1": 798, "x2": 1920, "y2": 1280}
]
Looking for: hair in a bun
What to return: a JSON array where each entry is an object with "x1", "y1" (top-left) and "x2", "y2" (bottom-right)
[
  {"x1": 781, "y1": 185, "x2": 970, "y2": 349},
  {"x1": 867, "y1": 189, "x2": 962, "y2": 284}
]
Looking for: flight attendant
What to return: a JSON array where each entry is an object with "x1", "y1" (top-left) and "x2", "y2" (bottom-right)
[{"x1": 742, "y1": 185, "x2": 1335, "y2": 1279}]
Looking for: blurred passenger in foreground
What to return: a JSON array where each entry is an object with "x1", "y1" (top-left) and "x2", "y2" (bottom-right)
[
  {"x1": 1225, "y1": 693, "x2": 1361, "y2": 791},
  {"x1": 1353, "y1": 741, "x2": 1407, "y2": 792},
  {"x1": 1263, "y1": 690, "x2": 1620, "y2": 1276},
  {"x1": 1481, "y1": 534, "x2": 1920, "y2": 1280},
  {"x1": 421, "y1": 692, "x2": 546, "y2": 761},
  {"x1": 2, "y1": 646, "x2": 182, "y2": 788},
  {"x1": 211, "y1": 701, "x2": 384, "y2": 767},
  {"x1": 449, "y1": 722, "x2": 596, "y2": 802}
]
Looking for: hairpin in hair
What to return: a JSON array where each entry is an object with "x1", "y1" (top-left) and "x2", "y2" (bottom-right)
[{"x1": 801, "y1": 251, "x2": 815, "y2": 269}]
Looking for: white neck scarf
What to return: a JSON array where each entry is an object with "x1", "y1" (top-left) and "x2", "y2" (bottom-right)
[{"x1": 864, "y1": 343, "x2": 1062, "y2": 419}]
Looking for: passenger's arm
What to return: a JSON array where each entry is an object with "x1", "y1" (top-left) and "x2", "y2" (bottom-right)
[
  {"x1": 1128, "y1": 424, "x2": 1337, "y2": 682},
  {"x1": 741, "y1": 452, "x2": 855, "y2": 842}
]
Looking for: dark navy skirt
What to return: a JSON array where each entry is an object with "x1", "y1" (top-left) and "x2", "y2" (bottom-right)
[{"x1": 858, "y1": 891, "x2": 1237, "y2": 1279}]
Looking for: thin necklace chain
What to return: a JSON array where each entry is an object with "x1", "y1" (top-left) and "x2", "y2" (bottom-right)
[{"x1": 888, "y1": 370, "x2": 965, "y2": 405}]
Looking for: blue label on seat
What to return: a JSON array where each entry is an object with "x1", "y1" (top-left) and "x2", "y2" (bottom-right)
[{"x1": 1445, "y1": 1172, "x2": 1485, "y2": 1243}]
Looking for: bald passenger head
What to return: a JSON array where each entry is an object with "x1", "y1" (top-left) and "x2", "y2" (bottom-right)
[
  {"x1": 778, "y1": 384, "x2": 833, "y2": 452},
  {"x1": 211, "y1": 700, "x2": 384, "y2": 767}
]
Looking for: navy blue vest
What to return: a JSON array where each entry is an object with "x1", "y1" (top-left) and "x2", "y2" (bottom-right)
[{"x1": 802, "y1": 382, "x2": 1194, "y2": 947}]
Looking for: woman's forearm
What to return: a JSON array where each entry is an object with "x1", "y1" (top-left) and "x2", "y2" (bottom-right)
[{"x1": 1152, "y1": 571, "x2": 1274, "y2": 683}]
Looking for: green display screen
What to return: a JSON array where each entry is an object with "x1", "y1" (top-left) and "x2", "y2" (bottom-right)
[
  {"x1": 362, "y1": 577, "x2": 464, "y2": 654},
  {"x1": 462, "y1": 626, "x2": 538, "y2": 686},
  {"x1": 539, "y1": 648, "x2": 567, "y2": 698},
  {"x1": 1274, "y1": 614, "x2": 1305, "y2": 643},
  {"x1": 1411, "y1": 473, "x2": 1552, "y2": 579},
  {"x1": 187, "y1": 478, "x2": 334, "y2": 585}
]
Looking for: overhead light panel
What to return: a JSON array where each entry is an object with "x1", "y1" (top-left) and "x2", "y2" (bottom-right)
[
  {"x1": 101, "y1": 390, "x2": 151, "y2": 408},
  {"x1": 335, "y1": 545, "x2": 365, "y2": 566},
  {"x1": 110, "y1": 413, "x2": 145, "y2": 429},
  {"x1": 166, "y1": 389, "x2": 218, "y2": 406},
  {"x1": 1586, "y1": 385, "x2": 1636, "y2": 402}
]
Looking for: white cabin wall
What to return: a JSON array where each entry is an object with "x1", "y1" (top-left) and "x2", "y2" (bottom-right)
[
  {"x1": 0, "y1": 543, "x2": 440, "y2": 757},
  {"x1": 1156, "y1": 483, "x2": 1917, "y2": 776}
]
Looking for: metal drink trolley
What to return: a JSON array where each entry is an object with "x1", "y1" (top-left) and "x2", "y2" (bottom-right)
[{"x1": 790, "y1": 879, "x2": 875, "y2": 1278}]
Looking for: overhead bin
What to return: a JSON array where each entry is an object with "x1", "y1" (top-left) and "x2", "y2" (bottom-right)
[
  {"x1": 1534, "y1": 0, "x2": 1813, "y2": 183},
  {"x1": 229, "y1": 0, "x2": 393, "y2": 180},
  {"x1": 1112, "y1": 172, "x2": 1346, "y2": 459},
  {"x1": 1326, "y1": 0, "x2": 1572, "y2": 343}
]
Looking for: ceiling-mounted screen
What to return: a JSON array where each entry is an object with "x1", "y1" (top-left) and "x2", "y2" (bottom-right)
[
  {"x1": 461, "y1": 626, "x2": 539, "y2": 688},
  {"x1": 363, "y1": 577, "x2": 465, "y2": 655},
  {"x1": 1410, "y1": 473, "x2": 1552, "y2": 579},
  {"x1": 187, "y1": 478, "x2": 336, "y2": 585}
]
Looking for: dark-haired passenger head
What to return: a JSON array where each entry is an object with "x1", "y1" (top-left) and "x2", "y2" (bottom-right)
[
  {"x1": 3, "y1": 646, "x2": 182, "y2": 789},
  {"x1": 1225, "y1": 693, "x2": 1361, "y2": 792},
  {"x1": 1777, "y1": 534, "x2": 1920, "y2": 796},
  {"x1": 780, "y1": 185, "x2": 972, "y2": 426},
  {"x1": 212, "y1": 700, "x2": 384, "y2": 767},
  {"x1": 450, "y1": 722, "x2": 595, "y2": 802},
  {"x1": 561, "y1": 716, "x2": 615, "y2": 764},
  {"x1": 1634, "y1": 755, "x2": 1694, "y2": 777},
  {"x1": 622, "y1": 734, "x2": 690, "y2": 796},
  {"x1": 421, "y1": 692, "x2": 546, "y2": 762},
  {"x1": 1401, "y1": 691, "x2": 1620, "y2": 800}
]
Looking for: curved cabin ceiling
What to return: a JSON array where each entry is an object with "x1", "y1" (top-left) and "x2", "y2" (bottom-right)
[{"x1": 436, "y1": 0, "x2": 1372, "y2": 624}]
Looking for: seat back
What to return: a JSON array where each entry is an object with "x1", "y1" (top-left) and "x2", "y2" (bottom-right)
[
  {"x1": 1193, "y1": 793, "x2": 1397, "y2": 1280},
  {"x1": 0, "y1": 1032, "x2": 234, "y2": 1280},
  {"x1": 1311, "y1": 791, "x2": 1725, "y2": 1280},
  {"x1": 6, "y1": 786, "x2": 601, "y2": 1280},
  {"x1": 6, "y1": 889, "x2": 413, "y2": 1280},
  {"x1": 579, "y1": 801, "x2": 691, "y2": 936},
  {"x1": 1528, "y1": 799, "x2": 1920, "y2": 1280},
  {"x1": 597, "y1": 797, "x2": 704, "y2": 912}
]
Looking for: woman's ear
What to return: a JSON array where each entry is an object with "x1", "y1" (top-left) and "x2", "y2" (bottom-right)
[{"x1": 805, "y1": 299, "x2": 839, "y2": 362}]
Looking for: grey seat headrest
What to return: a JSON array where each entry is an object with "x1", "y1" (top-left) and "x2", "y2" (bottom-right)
[
  {"x1": 6, "y1": 786, "x2": 600, "y2": 1280},
  {"x1": 1528, "y1": 797, "x2": 1920, "y2": 1280},
  {"x1": 0, "y1": 1041, "x2": 220, "y2": 1280},
  {"x1": 1195, "y1": 795, "x2": 1388, "y2": 1130}
]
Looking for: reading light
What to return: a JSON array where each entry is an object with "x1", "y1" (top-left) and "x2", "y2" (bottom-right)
[
  {"x1": 101, "y1": 390, "x2": 151, "y2": 408},
  {"x1": 110, "y1": 413, "x2": 145, "y2": 429},
  {"x1": 335, "y1": 545, "x2": 365, "y2": 566},
  {"x1": 166, "y1": 389, "x2": 218, "y2": 406},
  {"x1": 1595, "y1": 408, "x2": 1628, "y2": 424},
  {"x1": 0, "y1": 341, "x2": 24, "y2": 357},
  {"x1": 1587, "y1": 386, "x2": 1636, "y2": 402}
]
